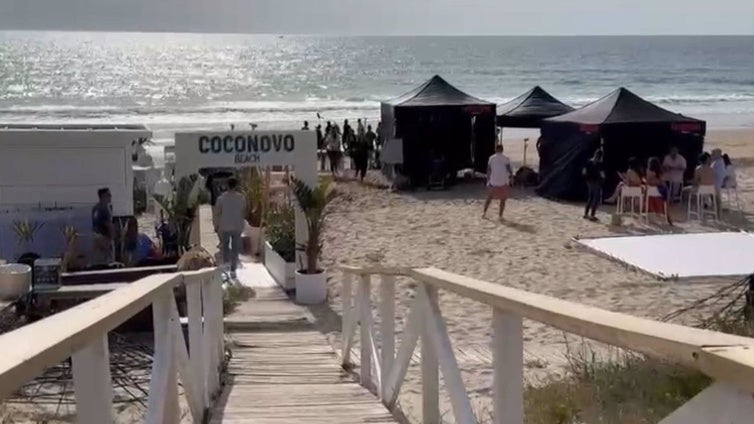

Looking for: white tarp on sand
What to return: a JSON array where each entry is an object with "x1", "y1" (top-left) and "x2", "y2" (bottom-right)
[{"x1": 576, "y1": 232, "x2": 754, "y2": 279}]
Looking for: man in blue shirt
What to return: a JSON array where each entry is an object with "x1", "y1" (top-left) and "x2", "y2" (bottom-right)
[{"x1": 92, "y1": 187, "x2": 115, "y2": 264}]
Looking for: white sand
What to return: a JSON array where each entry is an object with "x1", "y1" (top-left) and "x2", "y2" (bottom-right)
[{"x1": 317, "y1": 128, "x2": 754, "y2": 420}]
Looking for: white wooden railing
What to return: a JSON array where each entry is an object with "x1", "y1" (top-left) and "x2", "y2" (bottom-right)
[
  {"x1": 340, "y1": 265, "x2": 754, "y2": 424},
  {"x1": 0, "y1": 268, "x2": 225, "y2": 424}
]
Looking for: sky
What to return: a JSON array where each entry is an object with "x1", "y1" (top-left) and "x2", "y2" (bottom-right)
[{"x1": 0, "y1": 0, "x2": 753, "y2": 35}]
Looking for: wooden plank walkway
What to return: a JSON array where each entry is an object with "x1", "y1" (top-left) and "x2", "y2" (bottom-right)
[
  {"x1": 211, "y1": 331, "x2": 398, "y2": 423},
  {"x1": 199, "y1": 207, "x2": 398, "y2": 423}
]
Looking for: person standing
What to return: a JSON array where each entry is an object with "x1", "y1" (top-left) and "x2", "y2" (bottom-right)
[
  {"x1": 326, "y1": 127, "x2": 341, "y2": 175},
  {"x1": 301, "y1": 121, "x2": 309, "y2": 130},
  {"x1": 483, "y1": 144, "x2": 513, "y2": 220},
  {"x1": 662, "y1": 145, "x2": 686, "y2": 201},
  {"x1": 357, "y1": 119, "x2": 366, "y2": 138},
  {"x1": 365, "y1": 125, "x2": 377, "y2": 169},
  {"x1": 582, "y1": 149, "x2": 605, "y2": 221},
  {"x1": 92, "y1": 187, "x2": 115, "y2": 264},
  {"x1": 214, "y1": 177, "x2": 246, "y2": 278}
]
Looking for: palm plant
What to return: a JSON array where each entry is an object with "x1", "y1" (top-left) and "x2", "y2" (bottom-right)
[
  {"x1": 289, "y1": 177, "x2": 338, "y2": 274},
  {"x1": 154, "y1": 174, "x2": 205, "y2": 254},
  {"x1": 240, "y1": 168, "x2": 265, "y2": 227}
]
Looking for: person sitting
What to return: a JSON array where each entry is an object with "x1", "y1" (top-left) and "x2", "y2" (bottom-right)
[
  {"x1": 605, "y1": 157, "x2": 643, "y2": 203},
  {"x1": 722, "y1": 153, "x2": 738, "y2": 189},
  {"x1": 645, "y1": 157, "x2": 672, "y2": 224},
  {"x1": 694, "y1": 152, "x2": 715, "y2": 186}
]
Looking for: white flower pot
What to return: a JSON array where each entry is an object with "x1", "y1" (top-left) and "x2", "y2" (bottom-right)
[
  {"x1": 247, "y1": 225, "x2": 262, "y2": 257},
  {"x1": 264, "y1": 241, "x2": 296, "y2": 291},
  {"x1": 295, "y1": 270, "x2": 327, "y2": 305},
  {"x1": 0, "y1": 263, "x2": 31, "y2": 301}
]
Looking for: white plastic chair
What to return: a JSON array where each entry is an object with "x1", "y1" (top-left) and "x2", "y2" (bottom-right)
[
  {"x1": 721, "y1": 185, "x2": 743, "y2": 212},
  {"x1": 644, "y1": 186, "x2": 668, "y2": 223},
  {"x1": 618, "y1": 186, "x2": 644, "y2": 218},
  {"x1": 687, "y1": 185, "x2": 718, "y2": 221}
]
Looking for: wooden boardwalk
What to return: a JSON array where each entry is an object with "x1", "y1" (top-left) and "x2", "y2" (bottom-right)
[{"x1": 209, "y1": 271, "x2": 398, "y2": 424}]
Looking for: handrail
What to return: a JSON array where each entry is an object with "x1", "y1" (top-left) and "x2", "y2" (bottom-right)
[
  {"x1": 0, "y1": 268, "x2": 224, "y2": 423},
  {"x1": 409, "y1": 267, "x2": 754, "y2": 392},
  {"x1": 339, "y1": 265, "x2": 754, "y2": 391}
]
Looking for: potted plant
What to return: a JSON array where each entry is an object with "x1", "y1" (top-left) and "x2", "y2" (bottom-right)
[
  {"x1": 154, "y1": 174, "x2": 204, "y2": 256},
  {"x1": 290, "y1": 177, "x2": 338, "y2": 304},
  {"x1": 263, "y1": 202, "x2": 296, "y2": 291},
  {"x1": 240, "y1": 168, "x2": 265, "y2": 257},
  {"x1": 11, "y1": 219, "x2": 44, "y2": 261}
]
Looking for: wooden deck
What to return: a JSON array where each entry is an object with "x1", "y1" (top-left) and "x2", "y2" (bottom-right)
[{"x1": 209, "y1": 269, "x2": 398, "y2": 424}]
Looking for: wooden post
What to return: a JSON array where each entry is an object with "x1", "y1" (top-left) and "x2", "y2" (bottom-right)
[
  {"x1": 72, "y1": 335, "x2": 114, "y2": 424},
  {"x1": 186, "y1": 275, "x2": 207, "y2": 407},
  {"x1": 421, "y1": 285, "x2": 439, "y2": 424},
  {"x1": 493, "y1": 308, "x2": 524, "y2": 424},
  {"x1": 380, "y1": 275, "x2": 396, "y2": 400},
  {"x1": 146, "y1": 291, "x2": 179, "y2": 424},
  {"x1": 342, "y1": 272, "x2": 355, "y2": 365},
  {"x1": 359, "y1": 275, "x2": 372, "y2": 389}
]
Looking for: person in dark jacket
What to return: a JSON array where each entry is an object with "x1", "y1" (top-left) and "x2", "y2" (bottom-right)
[{"x1": 582, "y1": 149, "x2": 605, "y2": 221}]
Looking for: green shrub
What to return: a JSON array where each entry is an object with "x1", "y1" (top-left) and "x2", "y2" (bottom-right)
[{"x1": 265, "y1": 202, "x2": 296, "y2": 262}]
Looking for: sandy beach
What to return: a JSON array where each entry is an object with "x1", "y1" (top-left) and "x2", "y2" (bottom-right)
[{"x1": 316, "y1": 128, "x2": 754, "y2": 420}]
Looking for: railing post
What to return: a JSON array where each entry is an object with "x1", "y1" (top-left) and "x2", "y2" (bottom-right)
[
  {"x1": 421, "y1": 284, "x2": 439, "y2": 424},
  {"x1": 342, "y1": 272, "x2": 355, "y2": 365},
  {"x1": 72, "y1": 335, "x2": 114, "y2": 424},
  {"x1": 493, "y1": 308, "x2": 524, "y2": 424},
  {"x1": 380, "y1": 274, "x2": 396, "y2": 400},
  {"x1": 186, "y1": 274, "x2": 207, "y2": 408},
  {"x1": 359, "y1": 274, "x2": 372, "y2": 389},
  {"x1": 202, "y1": 270, "x2": 224, "y2": 398},
  {"x1": 146, "y1": 290, "x2": 179, "y2": 424}
]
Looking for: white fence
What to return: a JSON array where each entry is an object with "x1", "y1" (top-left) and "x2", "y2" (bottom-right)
[
  {"x1": 340, "y1": 266, "x2": 754, "y2": 424},
  {"x1": 0, "y1": 268, "x2": 224, "y2": 424}
]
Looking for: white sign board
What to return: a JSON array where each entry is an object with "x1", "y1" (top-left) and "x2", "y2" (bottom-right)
[
  {"x1": 174, "y1": 130, "x2": 317, "y2": 177},
  {"x1": 173, "y1": 130, "x2": 318, "y2": 264}
]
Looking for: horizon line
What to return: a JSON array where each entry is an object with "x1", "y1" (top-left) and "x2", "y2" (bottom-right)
[{"x1": 1, "y1": 29, "x2": 753, "y2": 37}]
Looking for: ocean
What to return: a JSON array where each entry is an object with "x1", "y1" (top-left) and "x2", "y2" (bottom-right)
[{"x1": 1, "y1": 31, "x2": 753, "y2": 151}]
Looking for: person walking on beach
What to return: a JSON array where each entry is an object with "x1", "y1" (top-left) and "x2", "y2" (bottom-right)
[
  {"x1": 214, "y1": 177, "x2": 246, "y2": 279},
  {"x1": 483, "y1": 144, "x2": 513, "y2": 220},
  {"x1": 582, "y1": 149, "x2": 605, "y2": 221},
  {"x1": 351, "y1": 128, "x2": 371, "y2": 181},
  {"x1": 326, "y1": 126, "x2": 341, "y2": 175},
  {"x1": 357, "y1": 119, "x2": 365, "y2": 138},
  {"x1": 92, "y1": 187, "x2": 115, "y2": 264}
]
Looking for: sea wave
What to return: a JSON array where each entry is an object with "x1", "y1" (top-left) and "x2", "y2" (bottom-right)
[{"x1": 0, "y1": 100, "x2": 381, "y2": 117}]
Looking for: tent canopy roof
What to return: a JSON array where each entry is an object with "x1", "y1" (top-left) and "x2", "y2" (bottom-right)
[
  {"x1": 544, "y1": 87, "x2": 704, "y2": 125},
  {"x1": 384, "y1": 75, "x2": 494, "y2": 107},
  {"x1": 497, "y1": 86, "x2": 573, "y2": 127}
]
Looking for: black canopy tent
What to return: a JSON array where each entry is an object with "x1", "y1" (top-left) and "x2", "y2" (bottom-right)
[
  {"x1": 496, "y1": 86, "x2": 574, "y2": 128},
  {"x1": 381, "y1": 75, "x2": 496, "y2": 185},
  {"x1": 536, "y1": 87, "x2": 706, "y2": 200}
]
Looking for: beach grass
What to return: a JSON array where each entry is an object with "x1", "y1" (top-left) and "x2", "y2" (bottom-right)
[{"x1": 515, "y1": 319, "x2": 754, "y2": 424}]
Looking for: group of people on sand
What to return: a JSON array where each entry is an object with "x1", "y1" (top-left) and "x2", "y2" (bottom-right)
[
  {"x1": 582, "y1": 145, "x2": 738, "y2": 223},
  {"x1": 303, "y1": 119, "x2": 384, "y2": 181}
]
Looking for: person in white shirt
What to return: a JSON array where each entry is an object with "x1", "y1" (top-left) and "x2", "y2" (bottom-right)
[
  {"x1": 662, "y1": 146, "x2": 686, "y2": 200},
  {"x1": 214, "y1": 178, "x2": 247, "y2": 278},
  {"x1": 722, "y1": 154, "x2": 737, "y2": 188},
  {"x1": 710, "y1": 148, "x2": 726, "y2": 215},
  {"x1": 483, "y1": 144, "x2": 514, "y2": 220}
]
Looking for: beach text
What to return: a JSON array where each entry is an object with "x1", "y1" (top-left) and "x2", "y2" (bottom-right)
[{"x1": 198, "y1": 134, "x2": 296, "y2": 154}]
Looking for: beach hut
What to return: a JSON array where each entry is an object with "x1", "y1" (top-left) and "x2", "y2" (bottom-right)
[
  {"x1": 536, "y1": 87, "x2": 705, "y2": 200},
  {"x1": 496, "y1": 86, "x2": 573, "y2": 128},
  {"x1": 380, "y1": 75, "x2": 496, "y2": 186}
]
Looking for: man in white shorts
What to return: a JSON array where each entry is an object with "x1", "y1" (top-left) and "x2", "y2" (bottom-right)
[{"x1": 483, "y1": 144, "x2": 514, "y2": 220}]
